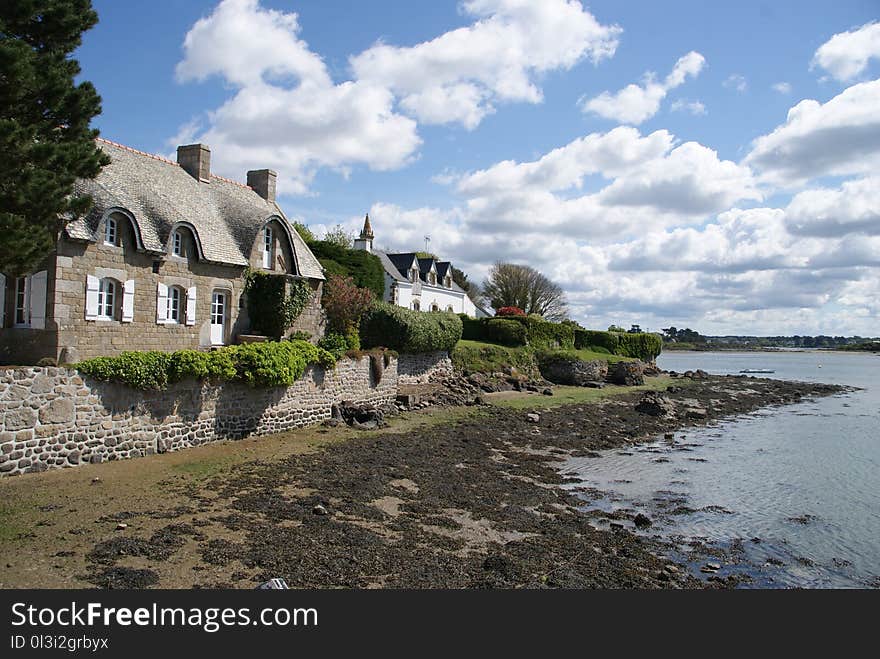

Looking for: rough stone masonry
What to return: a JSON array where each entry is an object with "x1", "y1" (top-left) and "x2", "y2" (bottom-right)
[{"x1": 0, "y1": 352, "x2": 452, "y2": 476}]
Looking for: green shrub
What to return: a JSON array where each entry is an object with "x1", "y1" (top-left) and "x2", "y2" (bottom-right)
[
  {"x1": 244, "y1": 270, "x2": 312, "y2": 339},
  {"x1": 77, "y1": 351, "x2": 171, "y2": 390},
  {"x1": 345, "y1": 328, "x2": 361, "y2": 351},
  {"x1": 289, "y1": 331, "x2": 311, "y2": 342},
  {"x1": 360, "y1": 302, "x2": 462, "y2": 353},
  {"x1": 460, "y1": 316, "x2": 484, "y2": 341},
  {"x1": 483, "y1": 318, "x2": 528, "y2": 347},
  {"x1": 318, "y1": 332, "x2": 349, "y2": 359},
  {"x1": 77, "y1": 341, "x2": 335, "y2": 390},
  {"x1": 505, "y1": 316, "x2": 574, "y2": 350},
  {"x1": 615, "y1": 332, "x2": 662, "y2": 361},
  {"x1": 574, "y1": 329, "x2": 620, "y2": 353},
  {"x1": 309, "y1": 241, "x2": 385, "y2": 298}
]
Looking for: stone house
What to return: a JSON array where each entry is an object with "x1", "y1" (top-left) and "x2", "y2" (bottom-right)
[
  {"x1": 0, "y1": 139, "x2": 325, "y2": 365},
  {"x1": 353, "y1": 215, "x2": 488, "y2": 317}
]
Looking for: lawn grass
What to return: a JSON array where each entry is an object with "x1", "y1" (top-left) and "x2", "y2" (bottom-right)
[{"x1": 452, "y1": 339, "x2": 635, "y2": 376}]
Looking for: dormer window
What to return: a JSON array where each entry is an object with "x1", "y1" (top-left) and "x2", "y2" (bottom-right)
[
  {"x1": 445, "y1": 275, "x2": 452, "y2": 288},
  {"x1": 428, "y1": 272, "x2": 437, "y2": 285},
  {"x1": 409, "y1": 267, "x2": 418, "y2": 282},
  {"x1": 263, "y1": 226, "x2": 274, "y2": 269},
  {"x1": 104, "y1": 218, "x2": 117, "y2": 246},
  {"x1": 172, "y1": 230, "x2": 183, "y2": 256}
]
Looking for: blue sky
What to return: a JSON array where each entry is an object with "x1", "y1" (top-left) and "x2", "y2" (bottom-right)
[{"x1": 75, "y1": 1, "x2": 880, "y2": 335}]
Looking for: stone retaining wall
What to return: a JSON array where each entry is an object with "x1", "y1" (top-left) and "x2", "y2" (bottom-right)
[
  {"x1": 397, "y1": 351, "x2": 453, "y2": 384},
  {"x1": 0, "y1": 351, "x2": 448, "y2": 476}
]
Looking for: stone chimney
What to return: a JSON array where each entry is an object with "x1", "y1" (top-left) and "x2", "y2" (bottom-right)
[
  {"x1": 177, "y1": 144, "x2": 211, "y2": 182},
  {"x1": 247, "y1": 169, "x2": 277, "y2": 203}
]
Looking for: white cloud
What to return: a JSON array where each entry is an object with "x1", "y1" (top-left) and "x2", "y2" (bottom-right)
[
  {"x1": 723, "y1": 73, "x2": 747, "y2": 92},
  {"x1": 670, "y1": 99, "x2": 707, "y2": 115},
  {"x1": 173, "y1": 0, "x2": 622, "y2": 192},
  {"x1": 451, "y1": 126, "x2": 760, "y2": 237},
  {"x1": 785, "y1": 176, "x2": 880, "y2": 237},
  {"x1": 351, "y1": 0, "x2": 622, "y2": 129},
  {"x1": 173, "y1": 0, "x2": 420, "y2": 194},
  {"x1": 580, "y1": 51, "x2": 705, "y2": 124},
  {"x1": 772, "y1": 82, "x2": 792, "y2": 94},
  {"x1": 745, "y1": 79, "x2": 880, "y2": 186},
  {"x1": 811, "y1": 22, "x2": 880, "y2": 81}
]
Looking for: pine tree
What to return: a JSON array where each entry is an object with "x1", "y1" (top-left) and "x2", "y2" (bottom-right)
[{"x1": 0, "y1": 0, "x2": 109, "y2": 276}]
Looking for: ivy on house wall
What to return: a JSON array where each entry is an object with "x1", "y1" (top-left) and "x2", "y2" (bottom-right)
[{"x1": 243, "y1": 268, "x2": 313, "y2": 339}]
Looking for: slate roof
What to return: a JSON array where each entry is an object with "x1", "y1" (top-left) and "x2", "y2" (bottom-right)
[
  {"x1": 377, "y1": 250, "x2": 467, "y2": 293},
  {"x1": 66, "y1": 139, "x2": 324, "y2": 279}
]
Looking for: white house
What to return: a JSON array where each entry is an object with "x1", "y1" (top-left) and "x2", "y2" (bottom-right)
[{"x1": 353, "y1": 215, "x2": 487, "y2": 317}]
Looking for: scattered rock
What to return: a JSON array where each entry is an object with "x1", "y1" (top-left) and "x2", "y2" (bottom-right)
[
  {"x1": 539, "y1": 356, "x2": 608, "y2": 386},
  {"x1": 542, "y1": 388, "x2": 554, "y2": 396},
  {"x1": 606, "y1": 361, "x2": 646, "y2": 386},
  {"x1": 312, "y1": 504, "x2": 329, "y2": 516},
  {"x1": 526, "y1": 413, "x2": 541, "y2": 423},
  {"x1": 633, "y1": 513, "x2": 652, "y2": 528},
  {"x1": 685, "y1": 408, "x2": 709, "y2": 420},
  {"x1": 116, "y1": 523, "x2": 128, "y2": 531},
  {"x1": 635, "y1": 392, "x2": 676, "y2": 417}
]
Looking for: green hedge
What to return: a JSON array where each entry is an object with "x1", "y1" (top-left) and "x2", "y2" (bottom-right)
[
  {"x1": 615, "y1": 332, "x2": 663, "y2": 361},
  {"x1": 574, "y1": 329, "x2": 620, "y2": 353},
  {"x1": 460, "y1": 315, "x2": 484, "y2": 341},
  {"x1": 515, "y1": 316, "x2": 575, "y2": 350},
  {"x1": 360, "y1": 302, "x2": 462, "y2": 353},
  {"x1": 482, "y1": 318, "x2": 528, "y2": 347},
  {"x1": 309, "y1": 241, "x2": 385, "y2": 298},
  {"x1": 76, "y1": 340, "x2": 336, "y2": 390}
]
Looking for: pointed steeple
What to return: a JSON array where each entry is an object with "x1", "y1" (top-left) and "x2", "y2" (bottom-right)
[
  {"x1": 360, "y1": 213, "x2": 374, "y2": 240},
  {"x1": 354, "y1": 213, "x2": 374, "y2": 252}
]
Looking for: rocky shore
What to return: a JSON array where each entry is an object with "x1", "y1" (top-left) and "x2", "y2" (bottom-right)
[{"x1": 71, "y1": 373, "x2": 843, "y2": 589}]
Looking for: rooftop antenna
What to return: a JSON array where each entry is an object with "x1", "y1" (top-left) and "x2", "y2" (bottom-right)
[{"x1": 424, "y1": 235, "x2": 431, "y2": 253}]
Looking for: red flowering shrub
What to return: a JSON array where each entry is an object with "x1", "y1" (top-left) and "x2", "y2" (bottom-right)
[
  {"x1": 322, "y1": 274, "x2": 375, "y2": 334},
  {"x1": 496, "y1": 306, "x2": 526, "y2": 317}
]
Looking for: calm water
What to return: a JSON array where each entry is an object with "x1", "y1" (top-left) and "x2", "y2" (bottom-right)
[{"x1": 563, "y1": 350, "x2": 880, "y2": 588}]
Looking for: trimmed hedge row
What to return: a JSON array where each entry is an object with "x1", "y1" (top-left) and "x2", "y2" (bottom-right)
[
  {"x1": 483, "y1": 318, "x2": 528, "y2": 347},
  {"x1": 76, "y1": 340, "x2": 337, "y2": 390},
  {"x1": 574, "y1": 329, "x2": 662, "y2": 361},
  {"x1": 360, "y1": 302, "x2": 462, "y2": 353},
  {"x1": 615, "y1": 332, "x2": 663, "y2": 361},
  {"x1": 462, "y1": 315, "x2": 574, "y2": 350}
]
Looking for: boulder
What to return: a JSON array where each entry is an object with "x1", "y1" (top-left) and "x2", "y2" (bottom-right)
[
  {"x1": 540, "y1": 357, "x2": 608, "y2": 386},
  {"x1": 635, "y1": 392, "x2": 675, "y2": 417},
  {"x1": 607, "y1": 361, "x2": 646, "y2": 386}
]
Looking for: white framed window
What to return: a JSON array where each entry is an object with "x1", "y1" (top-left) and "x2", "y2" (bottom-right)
[
  {"x1": 428, "y1": 273, "x2": 436, "y2": 285},
  {"x1": 412, "y1": 300, "x2": 420, "y2": 311},
  {"x1": 104, "y1": 218, "x2": 117, "y2": 246},
  {"x1": 263, "y1": 226, "x2": 274, "y2": 269},
  {"x1": 445, "y1": 275, "x2": 452, "y2": 288},
  {"x1": 430, "y1": 303, "x2": 439, "y2": 311},
  {"x1": 410, "y1": 268, "x2": 418, "y2": 282},
  {"x1": 446, "y1": 305, "x2": 454, "y2": 312},
  {"x1": 172, "y1": 230, "x2": 183, "y2": 256},
  {"x1": 97, "y1": 278, "x2": 116, "y2": 320},
  {"x1": 166, "y1": 286, "x2": 183, "y2": 324},
  {"x1": 14, "y1": 276, "x2": 29, "y2": 326}
]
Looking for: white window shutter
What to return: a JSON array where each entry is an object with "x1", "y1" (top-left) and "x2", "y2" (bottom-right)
[
  {"x1": 122, "y1": 279, "x2": 135, "y2": 322},
  {"x1": 85, "y1": 274, "x2": 100, "y2": 320},
  {"x1": 0, "y1": 273, "x2": 5, "y2": 327},
  {"x1": 29, "y1": 271, "x2": 47, "y2": 329},
  {"x1": 156, "y1": 282, "x2": 168, "y2": 324},
  {"x1": 185, "y1": 286, "x2": 197, "y2": 326}
]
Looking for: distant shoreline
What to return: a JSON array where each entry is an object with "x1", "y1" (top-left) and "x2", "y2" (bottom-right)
[{"x1": 662, "y1": 346, "x2": 880, "y2": 354}]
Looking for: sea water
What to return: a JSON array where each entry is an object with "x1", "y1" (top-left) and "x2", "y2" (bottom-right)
[{"x1": 563, "y1": 350, "x2": 880, "y2": 588}]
